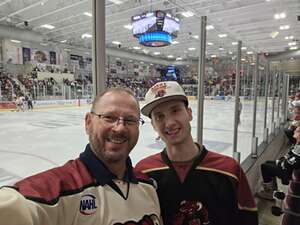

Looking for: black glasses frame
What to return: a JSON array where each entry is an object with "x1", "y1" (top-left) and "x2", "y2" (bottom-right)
[{"x1": 91, "y1": 111, "x2": 145, "y2": 126}]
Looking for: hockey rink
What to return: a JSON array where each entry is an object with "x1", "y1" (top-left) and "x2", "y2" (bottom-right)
[{"x1": 0, "y1": 99, "x2": 275, "y2": 186}]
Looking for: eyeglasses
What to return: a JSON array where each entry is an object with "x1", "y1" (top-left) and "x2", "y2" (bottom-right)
[{"x1": 91, "y1": 111, "x2": 145, "y2": 126}]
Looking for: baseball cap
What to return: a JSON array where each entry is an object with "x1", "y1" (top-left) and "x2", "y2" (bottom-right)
[{"x1": 141, "y1": 81, "x2": 188, "y2": 118}]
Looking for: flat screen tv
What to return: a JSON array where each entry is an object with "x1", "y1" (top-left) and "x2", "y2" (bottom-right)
[{"x1": 132, "y1": 10, "x2": 180, "y2": 38}]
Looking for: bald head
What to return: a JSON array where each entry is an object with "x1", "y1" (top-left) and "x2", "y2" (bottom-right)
[{"x1": 91, "y1": 88, "x2": 140, "y2": 113}]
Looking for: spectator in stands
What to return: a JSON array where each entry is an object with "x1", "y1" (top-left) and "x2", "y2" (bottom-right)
[
  {"x1": 0, "y1": 88, "x2": 162, "y2": 225},
  {"x1": 284, "y1": 102, "x2": 300, "y2": 144},
  {"x1": 281, "y1": 124, "x2": 300, "y2": 225},
  {"x1": 287, "y1": 95, "x2": 295, "y2": 121},
  {"x1": 257, "y1": 122, "x2": 300, "y2": 201},
  {"x1": 135, "y1": 81, "x2": 258, "y2": 225}
]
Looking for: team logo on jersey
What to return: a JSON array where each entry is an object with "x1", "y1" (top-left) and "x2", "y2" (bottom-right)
[
  {"x1": 114, "y1": 214, "x2": 160, "y2": 225},
  {"x1": 79, "y1": 194, "x2": 98, "y2": 215},
  {"x1": 174, "y1": 200, "x2": 210, "y2": 225}
]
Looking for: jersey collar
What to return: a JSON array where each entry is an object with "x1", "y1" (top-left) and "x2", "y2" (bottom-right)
[
  {"x1": 161, "y1": 143, "x2": 208, "y2": 168},
  {"x1": 79, "y1": 144, "x2": 138, "y2": 185}
]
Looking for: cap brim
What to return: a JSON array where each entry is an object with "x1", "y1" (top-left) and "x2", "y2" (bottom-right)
[{"x1": 141, "y1": 95, "x2": 188, "y2": 118}]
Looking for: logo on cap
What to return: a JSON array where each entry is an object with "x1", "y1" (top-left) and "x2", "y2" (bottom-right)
[{"x1": 151, "y1": 82, "x2": 167, "y2": 98}]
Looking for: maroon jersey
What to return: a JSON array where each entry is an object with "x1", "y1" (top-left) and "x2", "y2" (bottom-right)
[{"x1": 135, "y1": 145, "x2": 258, "y2": 225}]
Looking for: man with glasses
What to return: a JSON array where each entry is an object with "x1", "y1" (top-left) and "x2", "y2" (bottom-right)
[
  {"x1": 0, "y1": 88, "x2": 162, "y2": 225},
  {"x1": 135, "y1": 81, "x2": 258, "y2": 225}
]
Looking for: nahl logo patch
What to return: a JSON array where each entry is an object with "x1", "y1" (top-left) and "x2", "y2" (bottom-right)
[{"x1": 79, "y1": 194, "x2": 98, "y2": 215}]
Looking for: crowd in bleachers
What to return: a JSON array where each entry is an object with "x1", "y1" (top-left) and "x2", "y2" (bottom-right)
[
  {"x1": 0, "y1": 73, "x2": 23, "y2": 101},
  {"x1": 0, "y1": 70, "x2": 94, "y2": 101},
  {"x1": 1, "y1": 68, "x2": 243, "y2": 102}
]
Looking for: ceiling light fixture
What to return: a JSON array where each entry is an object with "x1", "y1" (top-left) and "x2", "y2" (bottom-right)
[
  {"x1": 188, "y1": 47, "x2": 196, "y2": 51},
  {"x1": 206, "y1": 25, "x2": 214, "y2": 30},
  {"x1": 280, "y1": 12, "x2": 286, "y2": 18},
  {"x1": 83, "y1": 12, "x2": 92, "y2": 17},
  {"x1": 218, "y1": 34, "x2": 227, "y2": 38},
  {"x1": 81, "y1": 33, "x2": 92, "y2": 39},
  {"x1": 279, "y1": 25, "x2": 290, "y2": 30},
  {"x1": 60, "y1": 40, "x2": 67, "y2": 43},
  {"x1": 124, "y1": 24, "x2": 133, "y2": 30},
  {"x1": 289, "y1": 46, "x2": 298, "y2": 50},
  {"x1": 181, "y1": 11, "x2": 194, "y2": 17},
  {"x1": 40, "y1": 24, "x2": 55, "y2": 29},
  {"x1": 109, "y1": 0, "x2": 123, "y2": 4},
  {"x1": 10, "y1": 39, "x2": 21, "y2": 43},
  {"x1": 133, "y1": 46, "x2": 141, "y2": 50},
  {"x1": 112, "y1": 41, "x2": 121, "y2": 45},
  {"x1": 153, "y1": 52, "x2": 161, "y2": 55},
  {"x1": 274, "y1": 12, "x2": 286, "y2": 20},
  {"x1": 207, "y1": 42, "x2": 214, "y2": 46},
  {"x1": 40, "y1": 0, "x2": 47, "y2": 6},
  {"x1": 285, "y1": 35, "x2": 294, "y2": 40}
]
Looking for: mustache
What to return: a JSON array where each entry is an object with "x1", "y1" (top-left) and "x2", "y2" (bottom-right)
[{"x1": 106, "y1": 133, "x2": 129, "y2": 140}]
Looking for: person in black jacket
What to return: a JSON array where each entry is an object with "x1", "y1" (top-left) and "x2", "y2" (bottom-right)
[{"x1": 257, "y1": 123, "x2": 300, "y2": 200}]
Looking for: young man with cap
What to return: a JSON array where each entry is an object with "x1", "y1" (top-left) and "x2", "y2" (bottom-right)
[{"x1": 135, "y1": 81, "x2": 258, "y2": 225}]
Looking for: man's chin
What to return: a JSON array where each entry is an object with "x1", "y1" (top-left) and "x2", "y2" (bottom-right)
[
  {"x1": 104, "y1": 148, "x2": 129, "y2": 161},
  {"x1": 105, "y1": 154, "x2": 127, "y2": 164}
]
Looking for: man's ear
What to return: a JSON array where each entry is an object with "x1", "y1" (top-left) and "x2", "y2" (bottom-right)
[{"x1": 85, "y1": 113, "x2": 92, "y2": 135}]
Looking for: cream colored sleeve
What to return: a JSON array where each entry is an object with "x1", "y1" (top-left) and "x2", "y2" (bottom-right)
[
  {"x1": 0, "y1": 187, "x2": 58, "y2": 225},
  {"x1": 0, "y1": 187, "x2": 37, "y2": 225}
]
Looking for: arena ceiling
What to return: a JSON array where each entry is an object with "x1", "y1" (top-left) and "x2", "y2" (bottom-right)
[{"x1": 0, "y1": 0, "x2": 299, "y2": 61}]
